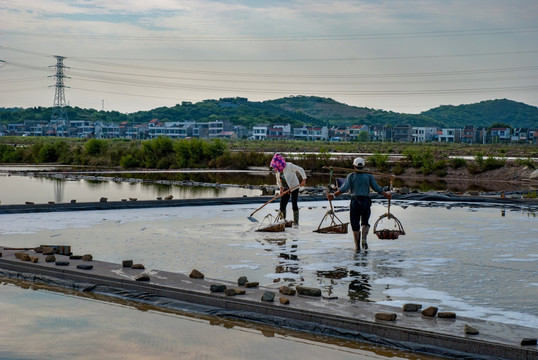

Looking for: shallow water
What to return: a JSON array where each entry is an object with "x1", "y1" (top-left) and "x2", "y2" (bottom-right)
[
  {"x1": 2, "y1": 278, "x2": 443, "y2": 360},
  {"x1": 0, "y1": 173, "x2": 261, "y2": 204},
  {"x1": 1, "y1": 164, "x2": 533, "y2": 206},
  {"x1": 1, "y1": 200, "x2": 536, "y2": 329}
]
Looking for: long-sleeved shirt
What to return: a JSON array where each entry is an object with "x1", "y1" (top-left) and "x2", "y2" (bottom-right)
[
  {"x1": 275, "y1": 162, "x2": 306, "y2": 189},
  {"x1": 338, "y1": 172, "x2": 383, "y2": 196}
]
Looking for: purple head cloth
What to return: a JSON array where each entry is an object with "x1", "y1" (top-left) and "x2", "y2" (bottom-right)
[{"x1": 270, "y1": 153, "x2": 286, "y2": 172}]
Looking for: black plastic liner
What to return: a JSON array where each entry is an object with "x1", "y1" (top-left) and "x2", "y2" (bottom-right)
[
  {"x1": 0, "y1": 192, "x2": 536, "y2": 215},
  {"x1": 0, "y1": 268, "x2": 504, "y2": 360}
]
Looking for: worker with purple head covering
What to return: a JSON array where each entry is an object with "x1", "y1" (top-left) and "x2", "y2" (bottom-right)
[{"x1": 270, "y1": 153, "x2": 307, "y2": 226}]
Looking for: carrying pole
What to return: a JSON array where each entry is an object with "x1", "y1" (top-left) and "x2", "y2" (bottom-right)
[{"x1": 322, "y1": 166, "x2": 394, "y2": 178}]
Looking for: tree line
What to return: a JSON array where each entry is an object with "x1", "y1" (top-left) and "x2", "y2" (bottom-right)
[{"x1": 1, "y1": 137, "x2": 534, "y2": 174}]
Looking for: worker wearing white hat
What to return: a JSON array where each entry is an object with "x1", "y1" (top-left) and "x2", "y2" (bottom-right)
[{"x1": 327, "y1": 157, "x2": 391, "y2": 252}]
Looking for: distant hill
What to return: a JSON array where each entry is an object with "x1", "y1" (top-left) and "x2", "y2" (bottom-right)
[
  {"x1": 263, "y1": 96, "x2": 538, "y2": 129},
  {"x1": 1, "y1": 97, "x2": 536, "y2": 129},
  {"x1": 420, "y1": 99, "x2": 538, "y2": 129}
]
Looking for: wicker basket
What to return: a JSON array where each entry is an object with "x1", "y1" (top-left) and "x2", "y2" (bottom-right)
[
  {"x1": 373, "y1": 213, "x2": 405, "y2": 240},
  {"x1": 256, "y1": 214, "x2": 286, "y2": 232},
  {"x1": 313, "y1": 207, "x2": 349, "y2": 234},
  {"x1": 314, "y1": 223, "x2": 349, "y2": 234}
]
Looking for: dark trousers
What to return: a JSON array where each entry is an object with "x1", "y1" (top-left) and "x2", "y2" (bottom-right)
[
  {"x1": 350, "y1": 196, "x2": 371, "y2": 231},
  {"x1": 280, "y1": 188, "x2": 299, "y2": 213}
]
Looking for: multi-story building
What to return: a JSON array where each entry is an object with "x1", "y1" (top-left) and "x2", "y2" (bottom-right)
[
  {"x1": 490, "y1": 127, "x2": 511, "y2": 143},
  {"x1": 293, "y1": 125, "x2": 329, "y2": 141},
  {"x1": 392, "y1": 125, "x2": 412, "y2": 142},
  {"x1": 369, "y1": 125, "x2": 390, "y2": 142},
  {"x1": 252, "y1": 124, "x2": 269, "y2": 140},
  {"x1": 412, "y1": 127, "x2": 438, "y2": 142},
  {"x1": 348, "y1": 125, "x2": 369, "y2": 141},
  {"x1": 437, "y1": 128, "x2": 461, "y2": 143},
  {"x1": 512, "y1": 128, "x2": 531, "y2": 143},
  {"x1": 267, "y1": 124, "x2": 291, "y2": 139}
]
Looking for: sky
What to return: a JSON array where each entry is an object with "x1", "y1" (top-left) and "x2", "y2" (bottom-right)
[{"x1": 1, "y1": 0, "x2": 537, "y2": 114}]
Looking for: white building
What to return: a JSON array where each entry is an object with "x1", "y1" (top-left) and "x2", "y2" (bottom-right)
[
  {"x1": 252, "y1": 124, "x2": 269, "y2": 140},
  {"x1": 412, "y1": 127, "x2": 438, "y2": 142},
  {"x1": 437, "y1": 128, "x2": 461, "y2": 143}
]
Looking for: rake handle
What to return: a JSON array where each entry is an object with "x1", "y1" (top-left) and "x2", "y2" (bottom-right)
[{"x1": 249, "y1": 184, "x2": 300, "y2": 217}]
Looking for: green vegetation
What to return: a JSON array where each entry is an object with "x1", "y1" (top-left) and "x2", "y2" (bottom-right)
[
  {"x1": 0, "y1": 137, "x2": 535, "y2": 178},
  {"x1": 515, "y1": 157, "x2": 537, "y2": 169},
  {"x1": 467, "y1": 153, "x2": 506, "y2": 174},
  {"x1": 420, "y1": 99, "x2": 538, "y2": 129},
  {"x1": 450, "y1": 157, "x2": 467, "y2": 169},
  {"x1": 2, "y1": 97, "x2": 537, "y2": 129},
  {"x1": 367, "y1": 151, "x2": 390, "y2": 171}
]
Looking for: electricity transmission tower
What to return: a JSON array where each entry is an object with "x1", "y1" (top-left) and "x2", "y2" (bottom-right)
[{"x1": 50, "y1": 56, "x2": 70, "y2": 129}]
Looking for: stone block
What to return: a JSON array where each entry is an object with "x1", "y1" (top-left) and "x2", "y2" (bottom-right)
[
  {"x1": 421, "y1": 306, "x2": 438, "y2": 317},
  {"x1": 131, "y1": 264, "x2": 145, "y2": 269},
  {"x1": 135, "y1": 274, "x2": 150, "y2": 281},
  {"x1": 122, "y1": 260, "x2": 133, "y2": 268},
  {"x1": 438, "y1": 312, "x2": 456, "y2": 319},
  {"x1": 279, "y1": 286, "x2": 296, "y2": 296},
  {"x1": 82, "y1": 254, "x2": 93, "y2": 261},
  {"x1": 279, "y1": 297, "x2": 290, "y2": 305},
  {"x1": 45, "y1": 255, "x2": 56, "y2": 262},
  {"x1": 296, "y1": 285, "x2": 322, "y2": 297},
  {"x1": 224, "y1": 288, "x2": 237, "y2": 296},
  {"x1": 464, "y1": 324, "x2": 479, "y2": 335},
  {"x1": 42, "y1": 247, "x2": 55, "y2": 255},
  {"x1": 375, "y1": 313, "x2": 397, "y2": 321},
  {"x1": 210, "y1": 284, "x2": 227, "y2": 293},
  {"x1": 245, "y1": 282, "x2": 259, "y2": 288},
  {"x1": 189, "y1": 269, "x2": 204, "y2": 279},
  {"x1": 261, "y1": 291, "x2": 275, "y2": 302},
  {"x1": 237, "y1": 276, "x2": 248, "y2": 286},
  {"x1": 402, "y1": 303, "x2": 422, "y2": 312},
  {"x1": 521, "y1": 338, "x2": 537, "y2": 346},
  {"x1": 19, "y1": 253, "x2": 31, "y2": 261}
]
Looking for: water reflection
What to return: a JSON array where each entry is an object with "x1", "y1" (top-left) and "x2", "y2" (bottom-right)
[
  {"x1": 0, "y1": 276, "x2": 444, "y2": 360},
  {"x1": 0, "y1": 174, "x2": 262, "y2": 205},
  {"x1": 3, "y1": 165, "x2": 533, "y2": 206}
]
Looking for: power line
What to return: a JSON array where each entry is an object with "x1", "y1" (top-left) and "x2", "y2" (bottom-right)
[{"x1": 2, "y1": 25, "x2": 538, "y2": 41}]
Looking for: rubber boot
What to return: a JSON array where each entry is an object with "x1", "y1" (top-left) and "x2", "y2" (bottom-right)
[
  {"x1": 361, "y1": 225, "x2": 370, "y2": 250},
  {"x1": 353, "y1": 231, "x2": 361, "y2": 252},
  {"x1": 293, "y1": 210, "x2": 299, "y2": 227}
]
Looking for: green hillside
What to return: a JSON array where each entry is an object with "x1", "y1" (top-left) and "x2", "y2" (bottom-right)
[
  {"x1": 420, "y1": 99, "x2": 538, "y2": 129},
  {"x1": 1, "y1": 97, "x2": 536, "y2": 129}
]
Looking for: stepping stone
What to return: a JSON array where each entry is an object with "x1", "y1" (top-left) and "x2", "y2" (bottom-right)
[
  {"x1": 402, "y1": 303, "x2": 422, "y2": 312},
  {"x1": 421, "y1": 306, "x2": 438, "y2": 317},
  {"x1": 189, "y1": 269, "x2": 204, "y2": 279},
  {"x1": 135, "y1": 274, "x2": 150, "y2": 281},
  {"x1": 521, "y1": 338, "x2": 537, "y2": 346},
  {"x1": 210, "y1": 284, "x2": 226, "y2": 293},
  {"x1": 375, "y1": 313, "x2": 397, "y2": 321},
  {"x1": 261, "y1": 291, "x2": 275, "y2": 302},
  {"x1": 438, "y1": 312, "x2": 456, "y2": 319},
  {"x1": 77, "y1": 264, "x2": 93, "y2": 270},
  {"x1": 55, "y1": 261, "x2": 70, "y2": 266},
  {"x1": 464, "y1": 324, "x2": 479, "y2": 335}
]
